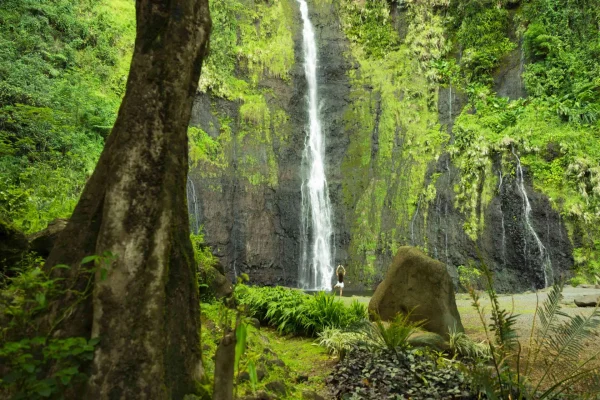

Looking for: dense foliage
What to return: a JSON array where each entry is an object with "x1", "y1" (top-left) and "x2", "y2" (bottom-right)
[
  {"x1": 444, "y1": 0, "x2": 600, "y2": 280},
  {"x1": 0, "y1": 0, "x2": 134, "y2": 233},
  {"x1": 235, "y1": 285, "x2": 367, "y2": 336},
  {"x1": 0, "y1": 253, "x2": 114, "y2": 398}
]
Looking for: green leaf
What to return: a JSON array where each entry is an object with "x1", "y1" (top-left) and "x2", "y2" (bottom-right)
[
  {"x1": 248, "y1": 359, "x2": 258, "y2": 391},
  {"x1": 36, "y1": 382, "x2": 53, "y2": 397},
  {"x1": 81, "y1": 255, "x2": 98, "y2": 265},
  {"x1": 23, "y1": 363, "x2": 36, "y2": 373},
  {"x1": 234, "y1": 322, "x2": 248, "y2": 372}
]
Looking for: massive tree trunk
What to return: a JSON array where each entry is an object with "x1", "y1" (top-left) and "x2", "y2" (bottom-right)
[{"x1": 43, "y1": 1, "x2": 211, "y2": 398}]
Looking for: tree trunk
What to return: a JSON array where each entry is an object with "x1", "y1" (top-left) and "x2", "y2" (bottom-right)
[
  {"x1": 212, "y1": 331, "x2": 236, "y2": 400},
  {"x1": 44, "y1": 1, "x2": 211, "y2": 398}
]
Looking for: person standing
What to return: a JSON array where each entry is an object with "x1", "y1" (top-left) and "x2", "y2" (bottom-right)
[{"x1": 333, "y1": 265, "x2": 346, "y2": 297}]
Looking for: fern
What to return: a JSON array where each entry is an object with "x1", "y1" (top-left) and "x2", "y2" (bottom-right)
[{"x1": 365, "y1": 311, "x2": 426, "y2": 353}]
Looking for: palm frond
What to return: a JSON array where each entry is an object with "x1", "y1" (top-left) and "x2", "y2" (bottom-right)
[
  {"x1": 538, "y1": 281, "x2": 567, "y2": 335},
  {"x1": 533, "y1": 305, "x2": 600, "y2": 394}
]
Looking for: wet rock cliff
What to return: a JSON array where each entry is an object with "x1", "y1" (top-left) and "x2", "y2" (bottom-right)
[{"x1": 189, "y1": 0, "x2": 575, "y2": 291}]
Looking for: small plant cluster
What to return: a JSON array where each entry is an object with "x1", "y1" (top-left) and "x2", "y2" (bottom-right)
[
  {"x1": 0, "y1": 253, "x2": 114, "y2": 399},
  {"x1": 327, "y1": 346, "x2": 476, "y2": 399},
  {"x1": 0, "y1": 336, "x2": 98, "y2": 399},
  {"x1": 317, "y1": 311, "x2": 447, "y2": 361},
  {"x1": 234, "y1": 285, "x2": 367, "y2": 336}
]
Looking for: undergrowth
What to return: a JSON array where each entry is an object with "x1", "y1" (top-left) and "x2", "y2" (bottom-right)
[{"x1": 234, "y1": 285, "x2": 368, "y2": 336}]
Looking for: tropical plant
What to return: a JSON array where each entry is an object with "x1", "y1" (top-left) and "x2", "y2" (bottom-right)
[
  {"x1": 447, "y1": 327, "x2": 489, "y2": 360},
  {"x1": 235, "y1": 286, "x2": 368, "y2": 336},
  {"x1": 365, "y1": 311, "x2": 434, "y2": 353},
  {"x1": 0, "y1": 253, "x2": 114, "y2": 399},
  {"x1": 468, "y1": 262, "x2": 600, "y2": 399},
  {"x1": 316, "y1": 327, "x2": 367, "y2": 360}
]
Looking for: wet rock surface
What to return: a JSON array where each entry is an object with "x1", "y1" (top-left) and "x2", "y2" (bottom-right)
[{"x1": 188, "y1": 0, "x2": 574, "y2": 292}]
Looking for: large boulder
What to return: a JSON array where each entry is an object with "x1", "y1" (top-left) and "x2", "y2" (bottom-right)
[
  {"x1": 368, "y1": 246, "x2": 464, "y2": 338},
  {"x1": 198, "y1": 264, "x2": 233, "y2": 300},
  {"x1": 28, "y1": 218, "x2": 68, "y2": 258},
  {"x1": 0, "y1": 219, "x2": 29, "y2": 274}
]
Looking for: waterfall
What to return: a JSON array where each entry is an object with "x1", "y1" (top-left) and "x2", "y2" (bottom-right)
[
  {"x1": 297, "y1": 0, "x2": 334, "y2": 290},
  {"x1": 186, "y1": 176, "x2": 200, "y2": 235},
  {"x1": 498, "y1": 170, "x2": 507, "y2": 266},
  {"x1": 444, "y1": 202, "x2": 449, "y2": 265},
  {"x1": 512, "y1": 148, "x2": 553, "y2": 287}
]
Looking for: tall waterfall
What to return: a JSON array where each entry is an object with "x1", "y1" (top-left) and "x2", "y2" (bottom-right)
[
  {"x1": 512, "y1": 148, "x2": 553, "y2": 287},
  {"x1": 297, "y1": 0, "x2": 334, "y2": 290}
]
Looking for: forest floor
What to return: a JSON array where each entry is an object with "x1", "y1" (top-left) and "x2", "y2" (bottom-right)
[
  {"x1": 340, "y1": 285, "x2": 600, "y2": 397},
  {"x1": 201, "y1": 286, "x2": 599, "y2": 399},
  {"x1": 201, "y1": 303, "x2": 333, "y2": 399}
]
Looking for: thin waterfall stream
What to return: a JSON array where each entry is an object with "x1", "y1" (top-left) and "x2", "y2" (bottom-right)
[
  {"x1": 297, "y1": 0, "x2": 334, "y2": 290},
  {"x1": 187, "y1": 176, "x2": 200, "y2": 235},
  {"x1": 512, "y1": 148, "x2": 553, "y2": 287}
]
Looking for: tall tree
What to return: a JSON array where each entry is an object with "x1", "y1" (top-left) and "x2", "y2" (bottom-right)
[{"x1": 42, "y1": 0, "x2": 211, "y2": 398}]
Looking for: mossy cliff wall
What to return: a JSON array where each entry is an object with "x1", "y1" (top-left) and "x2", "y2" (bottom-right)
[{"x1": 190, "y1": 0, "x2": 600, "y2": 290}]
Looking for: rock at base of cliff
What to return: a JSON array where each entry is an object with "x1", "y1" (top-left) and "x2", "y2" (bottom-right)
[
  {"x1": 368, "y1": 246, "x2": 464, "y2": 338},
  {"x1": 28, "y1": 218, "x2": 68, "y2": 258},
  {"x1": 198, "y1": 264, "x2": 233, "y2": 299},
  {"x1": 0, "y1": 219, "x2": 29, "y2": 274},
  {"x1": 574, "y1": 295, "x2": 599, "y2": 307}
]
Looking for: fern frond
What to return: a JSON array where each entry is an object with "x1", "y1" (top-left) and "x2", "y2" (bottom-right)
[
  {"x1": 534, "y1": 305, "x2": 600, "y2": 394},
  {"x1": 538, "y1": 282, "x2": 566, "y2": 335}
]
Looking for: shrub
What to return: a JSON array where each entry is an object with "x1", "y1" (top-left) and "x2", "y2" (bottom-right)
[
  {"x1": 0, "y1": 253, "x2": 113, "y2": 399},
  {"x1": 235, "y1": 286, "x2": 368, "y2": 336}
]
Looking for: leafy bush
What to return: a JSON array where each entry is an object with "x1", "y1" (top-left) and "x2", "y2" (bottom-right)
[
  {"x1": 0, "y1": 336, "x2": 98, "y2": 399},
  {"x1": 447, "y1": 328, "x2": 489, "y2": 360},
  {"x1": 316, "y1": 328, "x2": 365, "y2": 361},
  {"x1": 457, "y1": 264, "x2": 483, "y2": 290},
  {"x1": 235, "y1": 286, "x2": 368, "y2": 336},
  {"x1": 0, "y1": 253, "x2": 113, "y2": 398}
]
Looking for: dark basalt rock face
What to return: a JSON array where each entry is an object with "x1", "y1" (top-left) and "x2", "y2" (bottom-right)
[
  {"x1": 189, "y1": 0, "x2": 573, "y2": 291},
  {"x1": 188, "y1": 0, "x2": 352, "y2": 285}
]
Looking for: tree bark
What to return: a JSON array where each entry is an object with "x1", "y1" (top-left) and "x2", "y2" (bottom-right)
[
  {"x1": 212, "y1": 331, "x2": 236, "y2": 400},
  {"x1": 43, "y1": 1, "x2": 211, "y2": 398}
]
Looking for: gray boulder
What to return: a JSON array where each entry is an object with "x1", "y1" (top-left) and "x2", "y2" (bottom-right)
[
  {"x1": 369, "y1": 246, "x2": 464, "y2": 338},
  {"x1": 574, "y1": 295, "x2": 599, "y2": 307}
]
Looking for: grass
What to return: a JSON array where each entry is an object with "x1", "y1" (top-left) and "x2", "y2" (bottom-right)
[{"x1": 200, "y1": 302, "x2": 333, "y2": 399}]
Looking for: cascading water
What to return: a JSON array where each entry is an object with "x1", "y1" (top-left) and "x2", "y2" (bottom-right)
[
  {"x1": 297, "y1": 0, "x2": 334, "y2": 290},
  {"x1": 498, "y1": 170, "x2": 507, "y2": 266},
  {"x1": 512, "y1": 148, "x2": 553, "y2": 287},
  {"x1": 186, "y1": 176, "x2": 200, "y2": 235}
]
